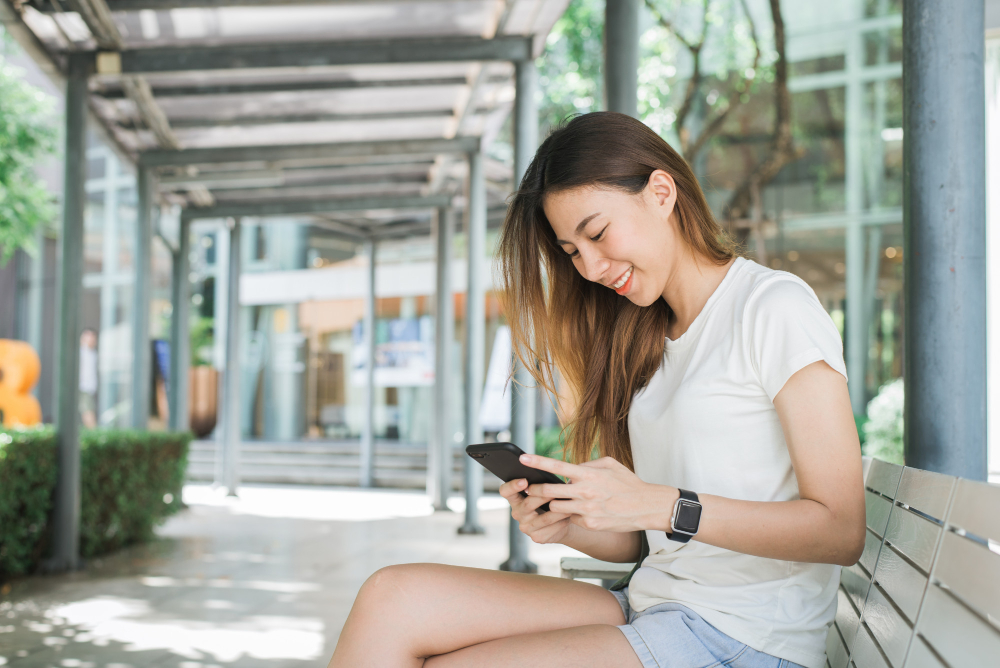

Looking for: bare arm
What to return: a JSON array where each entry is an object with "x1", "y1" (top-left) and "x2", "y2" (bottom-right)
[{"x1": 525, "y1": 361, "x2": 866, "y2": 567}]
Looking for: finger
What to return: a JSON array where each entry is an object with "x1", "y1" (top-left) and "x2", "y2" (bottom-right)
[
  {"x1": 498, "y1": 478, "x2": 528, "y2": 501},
  {"x1": 525, "y1": 482, "x2": 585, "y2": 499},
  {"x1": 518, "y1": 453, "x2": 587, "y2": 480},
  {"x1": 527, "y1": 516, "x2": 572, "y2": 543},
  {"x1": 520, "y1": 509, "x2": 571, "y2": 533},
  {"x1": 547, "y1": 499, "x2": 586, "y2": 515},
  {"x1": 579, "y1": 456, "x2": 620, "y2": 469},
  {"x1": 522, "y1": 493, "x2": 555, "y2": 514}
]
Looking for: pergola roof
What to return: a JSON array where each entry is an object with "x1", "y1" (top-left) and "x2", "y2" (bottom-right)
[{"x1": 7, "y1": 0, "x2": 569, "y2": 235}]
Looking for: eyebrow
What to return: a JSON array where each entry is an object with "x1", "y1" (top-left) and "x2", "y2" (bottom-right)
[{"x1": 555, "y1": 212, "x2": 601, "y2": 246}]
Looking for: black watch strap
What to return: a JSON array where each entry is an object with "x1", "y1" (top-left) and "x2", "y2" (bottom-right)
[{"x1": 667, "y1": 488, "x2": 701, "y2": 543}]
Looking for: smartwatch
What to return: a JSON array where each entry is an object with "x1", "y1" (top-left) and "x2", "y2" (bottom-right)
[{"x1": 667, "y1": 489, "x2": 702, "y2": 543}]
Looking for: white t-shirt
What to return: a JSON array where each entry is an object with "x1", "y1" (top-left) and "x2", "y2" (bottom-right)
[{"x1": 626, "y1": 257, "x2": 847, "y2": 668}]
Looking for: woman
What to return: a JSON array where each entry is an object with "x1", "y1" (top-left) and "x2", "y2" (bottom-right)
[{"x1": 328, "y1": 112, "x2": 865, "y2": 668}]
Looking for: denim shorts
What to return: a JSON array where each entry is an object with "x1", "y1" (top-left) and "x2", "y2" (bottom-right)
[{"x1": 612, "y1": 589, "x2": 807, "y2": 668}]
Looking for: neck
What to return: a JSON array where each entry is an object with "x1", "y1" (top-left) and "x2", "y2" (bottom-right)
[{"x1": 662, "y1": 252, "x2": 735, "y2": 340}]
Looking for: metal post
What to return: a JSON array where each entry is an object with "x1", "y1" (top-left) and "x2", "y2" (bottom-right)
[
  {"x1": 220, "y1": 218, "x2": 243, "y2": 494},
  {"x1": 459, "y1": 149, "x2": 486, "y2": 535},
  {"x1": 50, "y1": 53, "x2": 89, "y2": 573},
  {"x1": 360, "y1": 238, "x2": 376, "y2": 487},
  {"x1": 903, "y1": 0, "x2": 987, "y2": 479},
  {"x1": 430, "y1": 208, "x2": 455, "y2": 510},
  {"x1": 131, "y1": 167, "x2": 154, "y2": 429},
  {"x1": 169, "y1": 216, "x2": 191, "y2": 431},
  {"x1": 501, "y1": 59, "x2": 539, "y2": 573},
  {"x1": 910, "y1": 3, "x2": 988, "y2": 465},
  {"x1": 605, "y1": 0, "x2": 640, "y2": 117},
  {"x1": 26, "y1": 228, "x2": 45, "y2": 389},
  {"x1": 844, "y1": 8, "x2": 867, "y2": 416}
]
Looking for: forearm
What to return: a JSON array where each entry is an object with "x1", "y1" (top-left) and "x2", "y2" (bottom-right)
[
  {"x1": 562, "y1": 525, "x2": 642, "y2": 563},
  {"x1": 645, "y1": 486, "x2": 864, "y2": 566}
]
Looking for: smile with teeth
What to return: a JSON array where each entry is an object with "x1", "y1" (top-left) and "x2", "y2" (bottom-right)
[{"x1": 611, "y1": 267, "x2": 633, "y2": 290}]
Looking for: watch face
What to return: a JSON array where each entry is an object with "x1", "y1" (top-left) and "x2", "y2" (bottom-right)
[{"x1": 675, "y1": 500, "x2": 702, "y2": 534}]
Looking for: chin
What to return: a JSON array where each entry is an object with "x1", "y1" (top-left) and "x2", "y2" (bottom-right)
[{"x1": 627, "y1": 291, "x2": 660, "y2": 308}]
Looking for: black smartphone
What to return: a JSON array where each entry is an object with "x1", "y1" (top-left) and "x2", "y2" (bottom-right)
[{"x1": 466, "y1": 442, "x2": 565, "y2": 513}]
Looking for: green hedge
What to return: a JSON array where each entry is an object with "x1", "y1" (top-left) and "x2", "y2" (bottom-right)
[
  {"x1": 0, "y1": 426, "x2": 58, "y2": 583},
  {"x1": 0, "y1": 427, "x2": 191, "y2": 583}
]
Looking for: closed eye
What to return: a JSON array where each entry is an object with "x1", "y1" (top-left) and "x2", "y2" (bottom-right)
[{"x1": 590, "y1": 226, "x2": 608, "y2": 242}]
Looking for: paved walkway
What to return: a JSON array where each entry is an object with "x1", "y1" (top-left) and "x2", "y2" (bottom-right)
[{"x1": 0, "y1": 485, "x2": 583, "y2": 667}]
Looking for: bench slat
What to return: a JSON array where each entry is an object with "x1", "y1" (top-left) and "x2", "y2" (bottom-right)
[
  {"x1": 893, "y1": 468, "x2": 954, "y2": 524},
  {"x1": 842, "y1": 563, "x2": 873, "y2": 615},
  {"x1": 834, "y1": 585, "x2": 862, "y2": 653},
  {"x1": 859, "y1": 529, "x2": 883, "y2": 575},
  {"x1": 871, "y1": 544, "x2": 926, "y2": 623},
  {"x1": 826, "y1": 623, "x2": 850, "y2": 668},
  {"x1": 866, "y1": 460, "x2": 903, "y2": 500},
  {"x1": 851, "y1": 623, "x2": 891, "y2": 668},
  {"x1": 946, "y1": 478, "x2": 1000, "y2": 543},
  {"x1": 866, "y1": 490, "x2": 894, "y2": 539},
  {"x1": 860, "y1": 584, "x2": 911, "y2": 668},
  {"x1": 903, "y1": 635, "x2": 945, "y2": 668},
  {"x1": 559, "y1": 557, "x2": 634, "y2": 581},
  {"x1": 915, "y1": 582, "x2": 1000, "y2": 667},
  {"x1": 932, "y1": 529, "x2": 1000, "y2": 625},
  {"x1": 883, "y1": 507, "x2": 939, "y2": 573}
]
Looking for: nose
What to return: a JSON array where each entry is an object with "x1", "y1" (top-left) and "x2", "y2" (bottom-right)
[{"x1": 576, "y1": 247, "x2": 611, "y2": 284}]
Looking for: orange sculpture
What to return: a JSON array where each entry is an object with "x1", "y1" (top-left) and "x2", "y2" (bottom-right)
[{"x1": 0, "y1": 339, "x2": 43, "y2": 427}]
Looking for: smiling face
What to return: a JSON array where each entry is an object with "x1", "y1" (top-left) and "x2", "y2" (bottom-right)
[{"x1": 542, "y1": 170, "x2": 682, "y2": 307}]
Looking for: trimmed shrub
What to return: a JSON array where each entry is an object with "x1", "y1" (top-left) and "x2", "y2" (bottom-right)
[
  {"x1": 863, "y1": 379, "x2": 904, "y2": 465},
  {"x1": 0, "y1": 427, "x2": 190, "y2": 582},
  {"x1": 79, "y1": 430, "x2": 190, "y2": 557},
  {"x1": 0, "y1": 426, "x2": 58, "y2": 581}
]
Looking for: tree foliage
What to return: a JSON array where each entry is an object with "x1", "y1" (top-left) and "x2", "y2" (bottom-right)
[
  {"x1": 0, "y1": 49, "x2": 57, "y2": 264},
  {"x1": 537, "y1": 0, "x2": 605, "y2": 136}
]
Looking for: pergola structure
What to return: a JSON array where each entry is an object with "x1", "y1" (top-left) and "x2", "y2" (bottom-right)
[{"x1": 1, "y1": 0, "x2": 598, "y2": 572}]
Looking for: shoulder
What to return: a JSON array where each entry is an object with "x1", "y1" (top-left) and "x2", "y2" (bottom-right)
[
  {"x1": 728, "y1": 260, "x2": 823, "y2": 320},
  {"x1": 742, "y1": 265, "x2": 823, "y2": 318}
]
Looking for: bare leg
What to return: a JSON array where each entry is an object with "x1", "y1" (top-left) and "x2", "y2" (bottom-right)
[
  {"x1": 426, "y1": 624, "x2": 643, "y2": 668},
  {"x1": 327, "y1": 563, "x2": 628, "y2": 668}
]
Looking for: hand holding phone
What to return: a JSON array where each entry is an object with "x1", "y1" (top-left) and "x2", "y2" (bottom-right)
[{"x1": 466, "y1": 442, "x2": 565, "y2": 513}]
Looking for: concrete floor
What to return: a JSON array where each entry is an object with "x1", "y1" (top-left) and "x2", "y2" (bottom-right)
[{"x1": 0, "y1": 485, "x2": 584, "y2": 668}]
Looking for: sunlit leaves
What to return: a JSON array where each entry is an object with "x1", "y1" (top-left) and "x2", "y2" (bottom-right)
[{"x1": 0, "y1": 52, "x2": 57, "y2": 264}]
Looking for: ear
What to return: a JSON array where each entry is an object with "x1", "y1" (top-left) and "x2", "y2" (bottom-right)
[{"x1": 646, "y1": 170, "x2": 678, "y2": 212}]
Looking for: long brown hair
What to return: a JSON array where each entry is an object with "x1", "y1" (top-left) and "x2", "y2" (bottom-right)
[{"x1": 497, "y1": 112, "x2": 737, "y2": 470}]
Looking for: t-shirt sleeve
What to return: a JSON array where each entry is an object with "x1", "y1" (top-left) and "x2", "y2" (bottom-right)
[{"x1": 743, "y1": 277, "x2": 848, "y2": 401}]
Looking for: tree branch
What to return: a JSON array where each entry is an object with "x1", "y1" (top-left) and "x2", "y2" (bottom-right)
[
  {"x1": 686, "y1": 0, "x2": 761, "y2": 162},
  {"x1": 725, "y1": 0, "x2": 796, "y2": 222}
]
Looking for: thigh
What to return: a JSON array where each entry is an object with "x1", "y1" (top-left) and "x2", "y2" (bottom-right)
[
  {"x1": 427, "y1": 624, "x2": 642, "y2": 668},
  {"x1": 332, "y1": 563, "x2": 625, "y2": 663}
]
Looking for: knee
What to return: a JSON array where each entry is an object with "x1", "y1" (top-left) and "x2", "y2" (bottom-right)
[{"x1": 355, "y1": 563, "x2": 422, "y2": 612}]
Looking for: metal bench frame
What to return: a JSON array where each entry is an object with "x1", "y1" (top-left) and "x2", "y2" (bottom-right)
[{"x1": 560, "y1": 457, "x2": 1000, "y2": 667}]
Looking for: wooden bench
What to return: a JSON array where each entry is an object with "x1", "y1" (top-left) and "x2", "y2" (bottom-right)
[{"x1": 559, "y1": 458, "x2": 1000, "y2": 667}]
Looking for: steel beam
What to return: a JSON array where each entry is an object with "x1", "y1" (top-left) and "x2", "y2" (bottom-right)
[
  {"x1": 103, "y1": 0, "x2": 470, "y2": 8},
  {"x1": 139, "y1": 136, "x2": 482, "y2": 168},
  {"x1": 430, "y1": 208, "x2": 455, "y2": 511},
  {"x1": 605, "y1": 0, "x2": 640, "y2": 117},
  {"x1": 113, "y1": 36, "x2": 532, "y2": 75},
  {"x1": 161, "y1": 109, "x2": 455, "y2": 129},
  {"x1": 95, "y1": 76, "x2": 470, "y2": 99},
  {"x1": 168, "y1": 217, "x2": 191, "y2": 431},
  {"x1": 903, "y1": 0, "x2": 987, "y2": 479},
  {"x1": 501, "y1": 59, "x2": 538, "y2": 574},
  {"x1": 219, "y1": 219, "x2": 242, "y2": 494},
  {"x1": 50, "y1": 53, "x2": 89, "y2": 573},
  {"x1": 184, "y1": 194, "x2": 451, "y2": 220},
  {"x1": 459, "y1": 150, "x2": 486, "y2": 535},
  {"x1": 131, "y1": 167, "x2": 153, "y2": 429},
  {"x1": 360, "y1": 239, "x2": 376, "y2": 488}
]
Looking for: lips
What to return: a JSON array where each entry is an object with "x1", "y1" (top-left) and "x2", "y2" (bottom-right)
[{"x1": 610, "y1": 266, "x2": 633, "y2": 295}]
